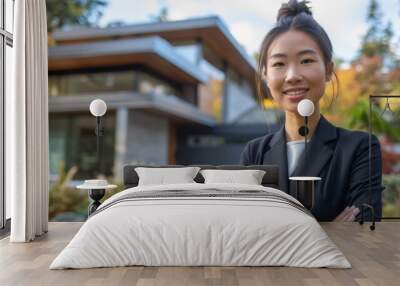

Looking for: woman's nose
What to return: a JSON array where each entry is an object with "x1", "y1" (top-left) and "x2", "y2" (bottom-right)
[{"x1": 286, "y1": 65, "x2": 303, "y2": 83}]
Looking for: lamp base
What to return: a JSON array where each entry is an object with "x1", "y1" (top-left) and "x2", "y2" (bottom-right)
[
  {"x1": 358, "y1": 203, "x2": 376, "y2": 231},
  {"x1": 88, "y1": 189, "x2": 105, "y2": 216},
  {"x1": 289, "y1": 177, "x2": 321, "y2": 210}
]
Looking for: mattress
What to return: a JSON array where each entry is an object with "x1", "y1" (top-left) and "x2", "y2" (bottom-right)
[{"x1": 50, "y1": 183, "x2": 351, "y2": 269}]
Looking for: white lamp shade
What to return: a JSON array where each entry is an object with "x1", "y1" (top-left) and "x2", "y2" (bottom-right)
[
  {"x1": 89, "y1": 99, "x2": 107, "y2": 117},
  {"x1": 297, "y1": 99, "x2": 314, "y2": 117}
]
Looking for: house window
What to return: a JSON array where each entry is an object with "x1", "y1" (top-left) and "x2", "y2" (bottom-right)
[
  {"x1": 49, "y1": 70, "x2": 136, "y2": 96},
  {"x1": 49, "y1": 69, "x2": 182, "y2": 98},
  {"x1": 137, "y1": 71, "x2": 181, "y2": 97},
  {"x1": 49, "y1": 113, "x2": 116, "y2": 181},
  {"x1": 1, "y1": 0, "x2": 14, "y2": 229}
]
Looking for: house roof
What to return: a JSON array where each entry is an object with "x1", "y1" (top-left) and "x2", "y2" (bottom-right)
[
  {"x1": 48, "y1": 92, "x2": 217, "y2": 127},
  {"x1": 52, "y1": 16, "x2": 256, "y2": 83},
  {"x1": 48, "y1": 36, "x2": 207, "y2": 84}
]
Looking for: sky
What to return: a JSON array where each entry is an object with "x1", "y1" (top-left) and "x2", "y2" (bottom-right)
[{"x1": 98, "y1": 0, "x2": 400, "y2": 67}]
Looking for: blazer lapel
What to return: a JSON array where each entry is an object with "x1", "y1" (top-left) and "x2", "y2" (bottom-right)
[
  {"x1": 292, "y1": 115, "x2": 338, "y2": 178},
  {"x1": 262, "y1": 125, "x2": 290, "y2": 193}
]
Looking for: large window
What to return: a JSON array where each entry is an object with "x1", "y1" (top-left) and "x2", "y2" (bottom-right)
[
  {"x1": 49, "y1": 113, "x2": 116, "y2": 181},
  {"x1": 1, "y1": 0, "x2": 14, "y2": 230},
  {"x1": 137, "y1": 71, "x2": 181, "y2": 97},
  {"x1": 49, "y1": 69, "x2": 182, "y2": 98},
  {"x1": 49, "y1": 70, "x2": 136, "y2": 96},
  {"x1": 197, "y1": 48, "x2": 225, "y2": 121},
  {"x1": 48, "y1": 113, "x2": 116, "y2": 222}
]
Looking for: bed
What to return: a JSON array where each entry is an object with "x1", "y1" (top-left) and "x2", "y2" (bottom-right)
[{"x1": 49, "y1": 164, "x2": 351, "y2": 269}]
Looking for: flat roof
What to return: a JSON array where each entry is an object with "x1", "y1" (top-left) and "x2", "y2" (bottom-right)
[
  {"x1": 48, "y1": 36, "x2": 207, "y2": 84},
  {"x1": 52, "y1": 16, "x2": 256, "y2": 83},
  {"x1": 48, "y1": 92, "x2": 217, "y2": 127}
]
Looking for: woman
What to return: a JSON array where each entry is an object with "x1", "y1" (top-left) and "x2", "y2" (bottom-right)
[{"x1": 240, "y1": 0, "x2": 384, "y2": 221}]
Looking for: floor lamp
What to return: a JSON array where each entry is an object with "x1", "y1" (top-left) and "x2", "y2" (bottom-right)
[
  {"x1": 89, "y1": 99, "x2": 107, "y2": 175},
  {"x1": 289, "y1": 99, "x2": 321, "y2": 210}
]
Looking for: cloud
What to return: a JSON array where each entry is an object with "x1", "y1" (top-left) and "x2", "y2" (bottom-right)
[
  {"x1": 230, "y1": 21, "x2": 265, "y2": 55},
  {"x1": 100, "y1": 0, "x2": 160, "y2": 24}
]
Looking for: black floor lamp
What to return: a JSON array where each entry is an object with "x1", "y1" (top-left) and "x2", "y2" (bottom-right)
[
  {"x1": 289, "y1": 99, "x2": 321, "y2": 210},
  {"x1": 89, "y1": 99, "x2": 107, "y2": 176},
  {"x1": 86, "y1": 99, "x2": 108, "y2": 215}
]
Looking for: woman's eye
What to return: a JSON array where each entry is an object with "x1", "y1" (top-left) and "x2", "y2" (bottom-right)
[
  {"x1": 301, "y1": 58, "x2": 315, "y2": 64},
  {"x1": 272, "y1": 62, "x2": 284, "y2": 67}
]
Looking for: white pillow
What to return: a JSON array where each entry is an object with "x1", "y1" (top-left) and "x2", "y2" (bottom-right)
[
  {"x1": 135, "y1": 167, "x2": 200, "y2": 186},
  {"x1": 200, "y1": 169, "x2": 266, "y2": 185}
]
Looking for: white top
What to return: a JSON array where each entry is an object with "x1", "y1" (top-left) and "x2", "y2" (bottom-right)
[
  {"x1": 286, "y1": 140, "x2": 307, "y2": 176},
  {"x1": 289, "y1": 176, "x2": 321, "y2": 181}
]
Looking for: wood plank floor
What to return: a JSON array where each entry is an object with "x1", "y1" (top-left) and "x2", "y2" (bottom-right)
[{"x1": 0, "y1": 222, "x2": 399, "y2": 286}]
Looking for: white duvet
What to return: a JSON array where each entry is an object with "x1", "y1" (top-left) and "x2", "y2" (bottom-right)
[{"x1": 50, "y1": 183, "x2": 351, "y2": 269}]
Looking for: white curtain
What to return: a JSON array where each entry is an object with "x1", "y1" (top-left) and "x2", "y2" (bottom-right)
[{"x1": 7, "y1": 0, "x2": 49, "y2": 242}]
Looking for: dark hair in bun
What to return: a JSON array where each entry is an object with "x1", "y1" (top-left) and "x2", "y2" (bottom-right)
[
  {"x1": 277, "y1": 0, "x2": 312, "y2": 22},
  {"x1": 256, "y1": 0, "x2": 338, "y2": 106}
]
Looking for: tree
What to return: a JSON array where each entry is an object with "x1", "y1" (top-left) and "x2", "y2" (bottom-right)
[
  {"x1": 352, "y1": 0, "x2": 398, "y2": 97},
  {"x1": 325, "y1": 0, "x2": 400, "y2": 136},
  {"x1": 150, "y1": 6, "x2": 170, "y2": 22},
  {"x1": 360, "y1": 0, "x2": 392, "y2": 59},
  {"x1": 46, "y1": 0, "x2": 108, "y2": 33}
]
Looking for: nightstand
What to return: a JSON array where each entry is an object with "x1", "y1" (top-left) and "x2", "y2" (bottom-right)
[{"x1": 77, "y1": 180, "x2": 117, "y2": 216}]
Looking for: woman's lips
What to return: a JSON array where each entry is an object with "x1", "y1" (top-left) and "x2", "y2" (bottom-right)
[{"x1": 283, "y1": 88, "x2": 309, "y2": 101}]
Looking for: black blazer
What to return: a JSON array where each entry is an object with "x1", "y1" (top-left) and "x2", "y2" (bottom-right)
[{"x1": 240, "y1": 116, "x2": 384, "y2": 221}]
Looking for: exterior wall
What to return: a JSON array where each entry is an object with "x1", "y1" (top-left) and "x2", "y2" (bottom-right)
[
  {"x1": 113, "y1": 109, "x2": 169, "y2": 182},
  {"x1": 224, "y1": 67, "x2": 257, "y2": 123},
  {"x1": 175, "y1": 124, "x2": 276, "y2": 165},
  {"x1": 49, "y1": 117, "x2": 69, "y2": 177},
  {"x1": 113, "y1": 108, "x2": 129, "y2": 181}
]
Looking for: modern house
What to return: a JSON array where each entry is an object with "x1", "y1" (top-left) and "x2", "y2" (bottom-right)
[{"x1": 48, "y1": 16, "x2": 278, "y2": 181}]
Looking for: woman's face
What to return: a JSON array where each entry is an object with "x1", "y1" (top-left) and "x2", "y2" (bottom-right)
[{"x1": 265, "y1": 30, "x2": 332, "y2": 113}]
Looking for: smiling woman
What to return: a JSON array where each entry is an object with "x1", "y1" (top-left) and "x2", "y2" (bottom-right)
[{"x1": 240, "y1": 0, "x2": 384, "y2": 222}]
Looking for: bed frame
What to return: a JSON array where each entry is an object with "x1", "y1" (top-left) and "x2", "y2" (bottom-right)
[{"x1": 123, "y1": 164, "x2": 279, "y2": 189}]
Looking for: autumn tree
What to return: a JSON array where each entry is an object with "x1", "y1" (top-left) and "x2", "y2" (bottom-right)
[
  {"x1": 46, "y1": 0, "x2": 108, "y2": 33},
  {"x1": 354, "y1": 0, "x2": 397, "y2": 96},
  {"x1": 327, "y1": 0, "x2": 400, "y2": 139}
]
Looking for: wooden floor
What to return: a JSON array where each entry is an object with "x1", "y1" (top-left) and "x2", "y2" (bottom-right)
[{"x1": 0, "y1": 222, "x2": 399, "y2": 286}]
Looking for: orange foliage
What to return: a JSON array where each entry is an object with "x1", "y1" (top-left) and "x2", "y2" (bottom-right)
[
  {"x1": 322, "y1": 67, "x2": 363, "y2": 125},
  {"x1": 198, "y1": 79, "x2": 223, "y2": 121}
]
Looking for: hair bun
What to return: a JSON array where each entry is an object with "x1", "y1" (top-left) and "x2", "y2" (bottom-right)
[{"x1": 277, "y1": 0, "x2": 312, "y2": 22}]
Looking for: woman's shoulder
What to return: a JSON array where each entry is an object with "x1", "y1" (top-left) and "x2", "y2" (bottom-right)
[
  {"x1": 333, "y1": 125, "x2": 381, "y2": 157},
  {"x1": 244, "y1": 133, "x2": 275, "y2": 149},
  {"x1": 335, "y1": 125, "x2": 379, "y2": 144},
  {"x1": 240, "y1": 133, "x2": 276, "y2": 165}
]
